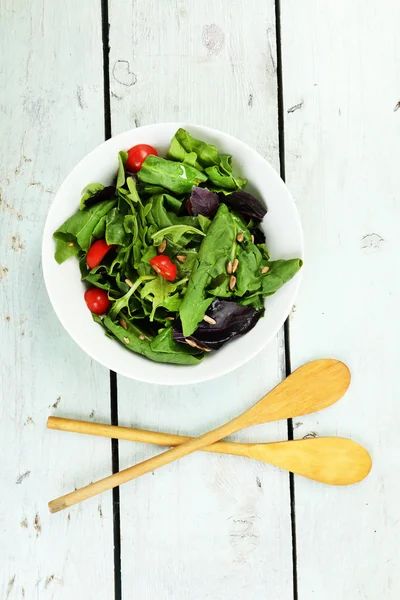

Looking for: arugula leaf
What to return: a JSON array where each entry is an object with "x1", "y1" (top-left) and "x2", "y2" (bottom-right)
[
  {"x1": 261, "y1": 259, "x2": 303, "y2": 294},
  {"x1": 109, "y1": 275, "x2": 155, "y2": 319},
  {"x1": 53, "y1": 198, "x2": 116, "y2": 260},
  {"x1": 179, "y1": 203, "x2": 237, "y2": 336},
  {"x1": 151, "y1": 224, "x2": 205, "y2": 247},
  {"x1": 102, "y1": 317, "x2": 203, "y2": 365},
  {"x1": 140, "y1": 276, "x2": 185, "y2": 321},
  {"x1": 138, "y1": 155, "x2": 207, "y2": 194}
]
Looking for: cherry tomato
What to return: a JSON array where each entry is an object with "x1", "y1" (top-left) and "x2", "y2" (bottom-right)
[
  {"x1": 150, "y1": 255, "x2": 177, "y2": 282},
  {"x1": 84, "y1": 287, "x2": 110, "y2": 315},
  {"x1": 86, "y1": 239, "x2": 114, "y2": 269},
  {"x1": 126, "y1": 144, "x2": 158, "y2": 173}
]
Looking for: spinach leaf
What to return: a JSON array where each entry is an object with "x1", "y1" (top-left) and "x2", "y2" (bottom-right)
[
  {"x1": 150, "y1": 326, "x2": 203, "y2": 360},
  {"x1": 102, "y1": 317, "x2": 203, "y2": 365},
  {"x1": 53, "y1": 198, "x2": 116, "y2": 260},
  {"x1": 80, "y1": 183, "x2": 116, "y2": 210},
  {"x1": 166, "y1": 136, "x2": 201, "y2": 169},
  {"x1": 167, "y1": 128, "x2": 221, "y2": 169},
  {"x1": 262, "y1": 259, "x2": 303, "y2": 294},
  {"x1": 235, "y1": 242, "x2": 263, "y2": 296},
  {"x1": 117, "y1": 151, "x2": 128, "y2": 188},
  {"x1": 198, "y1": 214, "x2": 212, "y2": 233},
  {"x1": 92, "y1": 214, "x2": 107, "y2": 239},
  {"x1": 138, "y1": 155, "x2": 207, "y2": 194},
  {"x1": 105, "y1": 207, "x2": 131, "y2": 246},
  {"x1": 150, "y1": 194, "x2": 197, "y2": 228},
  {"x1": 179, "y1": 203, "x2": 237, "y2": 336},
  {"x1": 205, "y1": 165, "x2": 247, "y2": 192},
  {"x1": 54, "y1": 238, "x2": 81, "y2": 264}
]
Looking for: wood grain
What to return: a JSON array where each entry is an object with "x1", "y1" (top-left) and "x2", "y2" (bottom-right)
[
  {"x1": 282, "y1": 0, "x2": 400, "y2": 597},
  {"x1": 0, "y1": 1, "x2": 114, "y2": 598},
  {"x1": 108, "y1": 1, "x2": 294, "y2": 598}
]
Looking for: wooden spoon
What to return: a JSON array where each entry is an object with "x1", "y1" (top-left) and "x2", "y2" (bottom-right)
[
  {"x1": 48, "y1": 359, "x2": 351, "y2": 513},
  {"x1": 48, "y1": 416, "x2": 371, "y2": 485}
]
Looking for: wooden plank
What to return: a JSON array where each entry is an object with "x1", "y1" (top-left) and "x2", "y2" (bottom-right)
[
  {"x1": 0, "y1": 1, "x2": 114, "y2": 598},
  {"x1": 108, "y1": 1, "x2": 294, "y2": 598},
  {"x1": 281, "y1": 1, "x2": 400, "y2": 597}
]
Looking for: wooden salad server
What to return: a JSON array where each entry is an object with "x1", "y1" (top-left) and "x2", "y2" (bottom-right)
[
  {"x1": 48, "y1": 416, "x2": 372, "y2": 486},
  {"x1": 48, "y1": 359, "x2": 353, "y2": 513}
]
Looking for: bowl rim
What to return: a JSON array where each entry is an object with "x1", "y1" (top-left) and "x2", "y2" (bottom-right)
[{"x1": 42, "y1": 122, "x2": 304, "y2": 385}]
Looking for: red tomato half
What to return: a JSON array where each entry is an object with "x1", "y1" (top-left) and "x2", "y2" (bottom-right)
[
  {"x1": 86, "y1": 239, "x2": 114, "y2": 269},
  {"x1": 149, "y1": 255, "x2": 177, "y2": 282},
  {"x1": 84, "y1": 287, "x2": 110, "y2": 315},
  {"x1": 126, "y1": 144, "x2": 158, "y2": 173}
]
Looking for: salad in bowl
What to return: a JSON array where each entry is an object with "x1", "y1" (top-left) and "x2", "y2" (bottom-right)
[
  {"x1": 52, "y1": 128, "x2": 302, "y2": 367},
  {"x1": 43, "y1": 124, "x2": 303, "y2": 384}
]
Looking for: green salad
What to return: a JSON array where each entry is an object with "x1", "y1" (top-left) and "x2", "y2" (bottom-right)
[{"x1": 53, "y1": 128, "x2": 302, "y2": 365}]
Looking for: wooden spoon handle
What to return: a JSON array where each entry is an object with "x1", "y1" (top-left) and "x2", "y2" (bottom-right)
[
  {"x1": 47, "y1": 416, "x2": 250, "y2": 457},
  {"x1": 48, "y1": 359, "x2": 351, "y2": 513},
  {"x1": 48, "y1": 413, "x2": 246, "y2": 513}
]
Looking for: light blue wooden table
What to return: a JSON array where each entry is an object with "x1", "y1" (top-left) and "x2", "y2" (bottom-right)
[{"x1": 1, "y1": 1, "x2": 399, "y2": 598}]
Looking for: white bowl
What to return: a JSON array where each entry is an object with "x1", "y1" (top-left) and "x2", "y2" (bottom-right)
[{"x1": 42, "y1": 123, "x2": 303, "y2": 385}]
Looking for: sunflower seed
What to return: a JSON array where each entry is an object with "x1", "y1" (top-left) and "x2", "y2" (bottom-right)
[
  {"x1": 232, "y1": 258, "x2": 239, "y2": 273},
  {"x1": 185, "y1": 338, "x2": 211, "y2": 352},
  {"x1": 229, "y1": 275, "x2": 236, "y2": 290},
  {"x1": 125, "y1": 278, "x2": 133, "y2": 288},
  {"x1": 261, "y1": 266, "x2": 270, "y2": 274},
  {"x1": 203, "y1": 315, "x2": 216, "y2": 325},
  {"x1": 198, "y1": 344, "x2": 212, "y2": 352},
  {"x1": 123, "y1": 337, "x2": 130, "y2": 344},
  {"x1": 158, "y1": 239, "x2": 167, "y2": 253},
  {"x1": 119, "y1": 318, "x2": 128, "y2": 330},
  {"x1": 251, "y1": 234, "x2": 255, "y2": 243},
  {"x1": 176, "y1": 255, "x2": 186, "y2": 263},
  {"x1": 236, "y1": 232, "x2": 244, "y2": 243},
  {"x1": 226, "y1": 260, "x2": 233, "y2": 274},
  {"x1": 139, "y1": 334, "x2": 145, "y2": 340}
]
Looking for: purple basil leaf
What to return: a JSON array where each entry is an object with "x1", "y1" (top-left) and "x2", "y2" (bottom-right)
[
  {"x1": 250, "y1": 227, "x2": 266, "y2": 245},
  {"x1": 173, "y1": 298, "x2": 261, "y2": 351},
  {"x1": 186, "y1": 186, "x2": 220, "y2": 218},
  {"x1": 223, "y1": 189, "x2": 267, "y2": 221}
]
